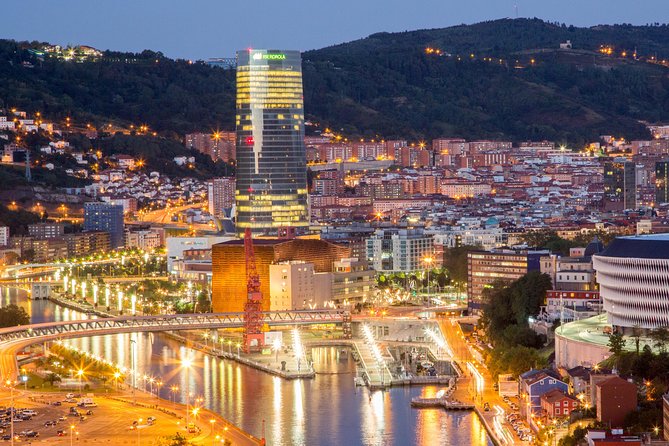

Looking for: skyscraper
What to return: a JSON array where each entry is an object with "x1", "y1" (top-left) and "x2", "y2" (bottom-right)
[
  {"x1": 603, "y1": 160, "x2": 636, "y2": 210},
  {"x1": 83, "y1": 202, "x2": 124, "y2": 249},
  {"x1": 656, "y1": 160, "x2": 669, "y2": 204},
  {"x1": 234, "y1": 49, "x2": 309, "y2": 236}
]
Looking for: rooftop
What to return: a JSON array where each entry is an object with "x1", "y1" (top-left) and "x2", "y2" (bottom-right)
[{"x1": 597, "y1": 234, "x2": 669, "y2": 260}]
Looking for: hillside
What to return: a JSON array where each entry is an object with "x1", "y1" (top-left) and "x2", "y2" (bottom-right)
[
  {"x1": 303, "y1": 19, "x2": 669, "y2": 144},
  {"x1": 2, "y1": 19, "x2": 669, "y2": 144}
]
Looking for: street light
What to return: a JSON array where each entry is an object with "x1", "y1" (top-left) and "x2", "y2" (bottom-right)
[
  {"x1": 76, "y1": 369, "x2": 84, "y2": 392},
  {"x1": 170, "y1": 385, "x2": 179, "y2": 408},
  {"x1": 236, "y1": 343, "x2": 241, "y2": 358},
  {"x1": 69, "y1": 425, "x2": 75, "y2": 446},
  {"x1": 137, "y1": 418, "x2": 143, "y2": 446},
  {"x1": 182, "y1": 358, "x2": 192, "y2": 429},
  {"x1": 272, "y1": 338, "x2": 281, "y2": 364},
  {"x1": 6, "y1": 380, "x2": 15, "y2": 446}
]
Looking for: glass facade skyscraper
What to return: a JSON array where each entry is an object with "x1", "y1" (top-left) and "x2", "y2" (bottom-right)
[{"x1": 234, "y1": 49, "x2": 309, "y2": 236}]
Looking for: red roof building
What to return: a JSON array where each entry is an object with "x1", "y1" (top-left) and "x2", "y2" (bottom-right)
[{"x1": 540, "y1": 389, "x2": 579, "y2": 418}]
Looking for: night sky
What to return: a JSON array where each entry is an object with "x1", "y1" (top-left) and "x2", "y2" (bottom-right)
[{"x1": 3, "y1": 0, "x2": 668, "y2": 59}]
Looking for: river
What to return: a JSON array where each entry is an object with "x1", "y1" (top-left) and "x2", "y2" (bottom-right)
[{"x1": 2, "y1": 286, "x2": 492, "y2": 446}]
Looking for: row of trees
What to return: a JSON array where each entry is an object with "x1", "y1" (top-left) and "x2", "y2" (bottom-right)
[{"x1": 481, "y1": 271, "x2": 553, "y2": 378}]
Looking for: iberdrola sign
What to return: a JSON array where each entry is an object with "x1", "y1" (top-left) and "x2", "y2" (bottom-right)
[{"x1": 252, "y1": 52, "x2": 286, "y2": 61}]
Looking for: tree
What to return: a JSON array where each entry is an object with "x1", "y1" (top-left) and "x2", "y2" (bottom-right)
[
  {"x1": 650, "y1": 327, "x2": 669, "y2": 354},
  {"x1": 631, "y1": 325, "x2": 643, "y2": 355},
  {"x1": 44, "y1": 372, "x2": 61, "y2": 387},
  {"x1": 481, "y1": 272, "x2": 552, "y2": 346},
  {"x1": 0, "y1": 304, "x2": 29, "y2": 327},
  {"x1": 443, "y1": 245, "x2": 480, "y2": 285},
  {"x1": 607, "y1": 332, "x2": 626, "y2": 356}
]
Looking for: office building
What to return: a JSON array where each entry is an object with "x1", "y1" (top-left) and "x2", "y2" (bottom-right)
[
  {"x1": 234, "y1": 49, "x2": 309, "y2": 235},
  {"x1": 269, "y1": 261, "x2": 316, "y2": 310},
  {"x1": 366, "y1": 228, "x2": 434, "y2": 273},
  {"x1": 656, "y1": 160, "x2": 669, "y2": 204},
  {"x1": 467, "y1": 249, "x2": 547, "y2": 311},
  {"x1": 125, "y1": 228, "x2": 164, "y2": 250},
  {"x1": 330, "y1": 258, "x2": 376, "y2": 306},
  {"x1": 83, "y1": 202, "x2": 124, "y2": 249},
  {"x1": 208, "y1": 177, "x2": 235, "y2": 218},
  {"x1": 603, "y1": 160, "x2": 636, "y2": 210},
  {"x1": 28, "y1": 223, "x2": 65, "y2": 240}
]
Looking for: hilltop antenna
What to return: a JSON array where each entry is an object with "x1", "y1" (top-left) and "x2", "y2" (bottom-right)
[{"x1": 514, "y1": 4, "x2": 518, "y2": 18}]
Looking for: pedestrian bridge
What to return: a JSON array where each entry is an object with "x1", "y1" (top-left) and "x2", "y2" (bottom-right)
[{"x1": 0, "y1": 310, "x2": 348, "y2": 344}]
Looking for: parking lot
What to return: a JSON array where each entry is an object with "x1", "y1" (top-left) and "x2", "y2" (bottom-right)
[{"x1": 0, "y1": 391, "x2": 195, "y2": 444}]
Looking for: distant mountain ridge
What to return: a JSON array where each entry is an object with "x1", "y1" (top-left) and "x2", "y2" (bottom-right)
[{"x1": 1, "y1": 18, "x2": 669, "y2": 144}]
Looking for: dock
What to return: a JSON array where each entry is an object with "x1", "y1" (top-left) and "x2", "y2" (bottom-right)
[{"x1": 410, "y1": 397, "x2": 474, "y2": 410}]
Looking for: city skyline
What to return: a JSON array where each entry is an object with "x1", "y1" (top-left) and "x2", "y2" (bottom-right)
[
  {"x1": 2, "y1": 2, "x2": 669, "y2": 444},
  {"x1": 1, "y1": 0, "x2": 667, "y2": 59}
]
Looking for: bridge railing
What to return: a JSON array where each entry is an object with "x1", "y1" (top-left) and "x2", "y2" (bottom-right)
[{"x1": 0, "y1": 310, "x2": 347, "y2": 343}]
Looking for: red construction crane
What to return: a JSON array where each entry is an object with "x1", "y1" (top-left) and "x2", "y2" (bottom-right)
[{"x1": 242, "y1": 227, "x2": 264, "y2": 353}]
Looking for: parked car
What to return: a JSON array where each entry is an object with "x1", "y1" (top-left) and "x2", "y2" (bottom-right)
[
  {"x1": 56, "y1": 430, "x2": 66, "y2": 436},
  {"x1": 44, "y1": 421, "x2": 56, "y2": 427}
]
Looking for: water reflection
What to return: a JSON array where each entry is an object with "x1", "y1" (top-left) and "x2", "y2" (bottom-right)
[{"x1": 2, "y1": 287, "x2": 492, "y2": 446}]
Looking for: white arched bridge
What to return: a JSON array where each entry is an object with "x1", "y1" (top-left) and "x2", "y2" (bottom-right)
[
  {"x1": 0, "y1": 310, "x2": 347, "y2": 343},
  {"x1": 0, "y1": 310, "x2": 348, "y2": 379}
]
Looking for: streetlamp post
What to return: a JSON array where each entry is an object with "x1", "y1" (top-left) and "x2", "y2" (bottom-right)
[
  {"x1": 170, "y1": 385, "x2": 178, "y2": 408},
  {"x1": 76, "y1": 369, "x2": 84, "y2": 392},
  {"x1": 6, "y1": 380, "x2": 14, "y2": 446},
  {"x1": 182, "y1": 358, "x2": 192, "y2": 430},
  {"x1": 137, "y1": 418, "x2": 142, "y2": 446},
  {"x1": 130, "y1": 337, "x2": 137, "y2": 404},
  {"x1": 209, "y1": 419, "x2": 215, "y2": 445},
  {"x1": 69, "y1": 425, "x2": 75, "y2": 446},
  {"x1": 423, "y1": 256, "x2": 434, "y2": 308},
  {"x1": 236, "y1": 343, "x2": 241, "y2": 358}
]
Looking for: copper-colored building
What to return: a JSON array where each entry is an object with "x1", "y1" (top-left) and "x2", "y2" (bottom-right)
[{"x1": 212, "y1": 238, "x2": 351, "y2": 312}]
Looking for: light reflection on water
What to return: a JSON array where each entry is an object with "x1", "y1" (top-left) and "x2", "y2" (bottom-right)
[{"x1": 2, "y1": 287, "x2": 492, "y2": 446}]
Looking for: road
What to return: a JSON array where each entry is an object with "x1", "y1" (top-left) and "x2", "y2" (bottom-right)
[
  {"x1": 137, "y1": 202, "x2": 206, "y2": 225},
  {"x1": 439, "y1": 317, "x2": 528, "y2": 445}
]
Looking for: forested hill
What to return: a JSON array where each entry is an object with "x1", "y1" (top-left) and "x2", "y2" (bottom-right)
[
  {"x1": 303, "y1": 19, "x2": 669, "y2": 144},
  {"x1": 2, "y1": 18, "x2": 669, "y2": 144}
]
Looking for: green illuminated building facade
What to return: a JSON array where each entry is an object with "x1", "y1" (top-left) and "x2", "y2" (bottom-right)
[{"x1": 234, "y1": 49, "x2": 309, "y2": 236}]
